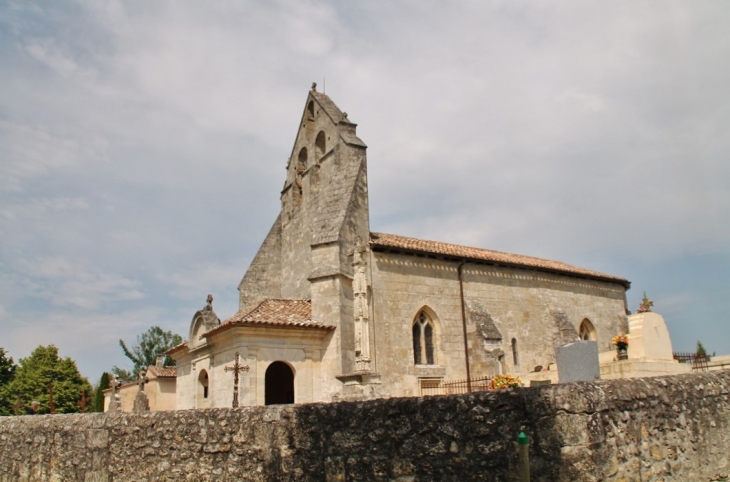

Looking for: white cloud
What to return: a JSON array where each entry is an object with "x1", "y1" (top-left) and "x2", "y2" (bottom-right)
[
  {"x1": 24, "y1": 38, "x2": 81, "y2": 78},
  {"x1": 0, "y1": 120, "x2": 109, "y2": 192},
  {"x1": 13, "y1": 256, "x2": 145, "y2": 310},
  {"x1": 0, "y1": 197, "x2": 89, "y2": 221},
  {"x1": 0, "y1": 0, "x2": 729, "y2": 375}
]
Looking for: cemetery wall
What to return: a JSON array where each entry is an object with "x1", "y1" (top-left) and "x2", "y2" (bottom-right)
[{"x1": 1, "y1": 370, "x2": 729, "y2": 482}]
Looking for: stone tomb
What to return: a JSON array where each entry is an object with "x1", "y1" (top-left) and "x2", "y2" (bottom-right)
[
  {"x1": 600, "y1": 311, "x2": 691, "y2": 379},
  {"x1": 555, "y1": 340, "x2": 600, "y2": 383},
  {"x1": 628, "y1": 312, "x2": 674, "y2": 361}
]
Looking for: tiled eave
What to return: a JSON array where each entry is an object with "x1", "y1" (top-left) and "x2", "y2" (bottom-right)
[
  {"x1": 164, "y1": 341, "x2": 188, "y2": 356},
  {"x1": 370, "y1": 232, "x2": 630, "y2": 289},
  {"x1": 202, "y1": 299, "x2": 335, "y2": 339},
  {"x1": 202, "y1": 319, "x2": 336, "y2": 340}
]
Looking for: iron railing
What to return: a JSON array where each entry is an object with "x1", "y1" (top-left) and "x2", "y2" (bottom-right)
[
  {"x1": 420, "y1": 375, "x2": 493, "y2": 396},
  {"x1": 673, "y1": 352, "x2": 709, "y2": 372}
]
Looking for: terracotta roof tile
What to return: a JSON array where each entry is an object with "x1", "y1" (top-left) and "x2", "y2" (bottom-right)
[
  {"x1": 164, "y1": 341, "x2": 188, "y2": 356},
  {"x1": 147, "y1": 365, "x2": 177, "y2": 378},
  {"x1": 370, "y1": 232, "x2": 629, "y2": 287},
  {"x1": 203, "y1": 299, "x2": 335, "y2": 338}
]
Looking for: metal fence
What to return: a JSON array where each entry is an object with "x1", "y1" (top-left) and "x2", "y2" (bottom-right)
[
  {"x1": 420, "y1": 375, "x2": 493, "y2": 396},
  {"x1": 673, "y1": 352, "x2": 709, "y2": 372}
]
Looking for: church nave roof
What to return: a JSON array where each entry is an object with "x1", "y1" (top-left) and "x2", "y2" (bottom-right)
[{"x1": 370, "y1": 232, "x2": 630, "y2": 288}]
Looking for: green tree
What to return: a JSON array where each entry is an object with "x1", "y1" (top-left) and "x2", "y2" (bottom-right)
[
  {"x1": 0, "y1": 348, "x2": 18, "y2": 416},
  {"x1": 115, "y1": 326, "x2": 182, "y2": 378},
  {"x1": 696, "y1": 340, "x2": 708, "y2": 359},
  {"x1": 109, "y1": 367, "x2": 134, "y2": 383},
  {"x1": 92, "y1": 372, "x2": 110, "y2": 412},
  {"x1": 3, "y1": 345, "x2": 91, "y2": 414}
]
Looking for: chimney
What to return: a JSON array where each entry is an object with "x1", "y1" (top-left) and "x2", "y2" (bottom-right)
[{"x1": 156, "y1": 356, "x2": 164, "y2": 369}]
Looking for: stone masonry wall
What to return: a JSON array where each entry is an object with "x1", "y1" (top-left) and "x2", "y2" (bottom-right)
[
  {"x1": 370, "y1": 252, "x2": 627, "y2": 398},
  {"x1": 1, "y1": 371, "x2": 729, "y2": 482}
]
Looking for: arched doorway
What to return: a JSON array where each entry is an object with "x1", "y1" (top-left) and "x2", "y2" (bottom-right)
[{"x1": 265, "y1": 361, "x2": 294, "y2": 405}]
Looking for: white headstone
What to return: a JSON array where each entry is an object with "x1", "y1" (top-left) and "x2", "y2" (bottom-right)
[
  {"x1": 628, "y1": 312, "x2": 674, "y2": 361},
  {"x1": 555, "y1": 340, "x2": 600, "y2": 383}
]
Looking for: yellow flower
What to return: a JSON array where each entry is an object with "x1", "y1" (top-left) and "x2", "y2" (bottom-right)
[{"x1": 489, "y1": 374, "x2": 523, "y2": 389}]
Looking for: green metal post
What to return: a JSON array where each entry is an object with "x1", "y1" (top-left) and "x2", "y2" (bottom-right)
[{"x1": 518, "y1": 431, "x2": 530, "y2": 482}]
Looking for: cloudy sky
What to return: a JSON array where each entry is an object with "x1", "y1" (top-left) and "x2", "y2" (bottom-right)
[{"x1": 1, "y1": 1, "x2": 728, "y2": 383}]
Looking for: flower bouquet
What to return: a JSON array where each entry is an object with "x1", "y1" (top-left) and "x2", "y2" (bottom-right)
[
  {"x1": 611, "y1": 334, "x2": 629, "y2": 360},
  {"x1": 489, "y1": 374, "x2": 523, "y2": 390}
]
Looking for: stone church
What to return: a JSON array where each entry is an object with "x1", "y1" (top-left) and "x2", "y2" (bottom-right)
[{"x1": 168, "y1": 86, "x2": 630, "y2": 408}]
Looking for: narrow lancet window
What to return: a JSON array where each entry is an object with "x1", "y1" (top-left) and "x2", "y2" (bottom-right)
[
  {"x1": 412, "y1": 324, "x2": 421, "y2": 364},
  {"x1": 579, "y1": 318, "x2": 597, "y2": 341},
  {"x1": 413, "y1": 311, "x2": 435, "y2": 365}
]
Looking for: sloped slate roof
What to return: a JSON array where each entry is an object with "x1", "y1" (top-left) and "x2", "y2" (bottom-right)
[
  {"x1": 203, "y1": 299, "x2": 335, "y2": 338},
  {"x1": 310, "y1": 90, "x2": 346, "y2": 124},
  {"x1": 370, "y1": 232, "x2": 629, "y2": 287},
  {"x1": 310, "y1": 90, "x2": 366, "y2": 147}
]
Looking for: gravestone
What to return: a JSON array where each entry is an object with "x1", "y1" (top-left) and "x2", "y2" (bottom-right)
[{"x1": 555, "y1": 340, "x2": 600, "y2": 383}]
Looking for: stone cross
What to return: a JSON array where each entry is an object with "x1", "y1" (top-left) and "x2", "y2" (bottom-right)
[
  {"x1": 110, "y1": 374, "x2": 122, "y2": 392},
  {"x1": 137, "y1": 370, "x2": 149, "y2": 392},
  {"x1": 78, "y1": 388, "x2": 90, "y2": 413},
  {"x1": 107, "y1": 375, "x2": 123, "y2": 412},
  {"x1": 224, "y1": 352, "x2": 250, "y2": 408},
  {"x1": 132, "y1": 370, "x2": 150, "y2": 413}
]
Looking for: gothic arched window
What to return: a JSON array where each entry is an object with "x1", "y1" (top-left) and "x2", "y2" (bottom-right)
[
  {"x1": 413, "y1": 311, "x2": 435, "y2": 365},
  {"x1": 579, "y1": 318, "x2": 597, "y2": 341},
  {"x1": 315, "y1": 131, "x2": 326, "y2": 157}
]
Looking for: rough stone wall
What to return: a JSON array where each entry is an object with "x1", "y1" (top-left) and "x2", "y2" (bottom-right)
[
  {"x1": 238, "y1": 215, "x2": 283, "y2": 313},
  {"x1": 2, "y1": 371, "x2": 729, "y2": 482},
  {"x1": 370, "y1": 254, "x2": 627, "y2": 398},
  {"x1": 462, "y1": 265, "x2": 625, "y2": 374},
  {"x1": 370, "y1": 254, "x2": 466, "y2": 397},
  {"x1": 278, "y1": 92, "x2": 367, "y2": 301}
]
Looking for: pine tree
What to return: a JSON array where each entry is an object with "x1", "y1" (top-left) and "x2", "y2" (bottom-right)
[{"x1": 92, "y1": 372, "x2": 110, "y2": 412}]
